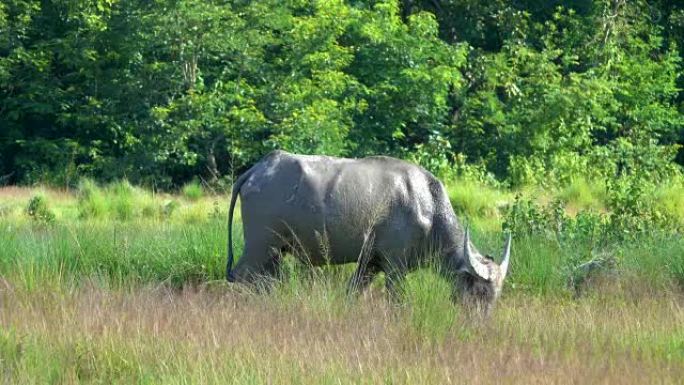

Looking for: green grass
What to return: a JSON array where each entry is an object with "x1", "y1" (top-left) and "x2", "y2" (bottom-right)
[
  {"x1": 77, "y1": 178, "x2": 109, "y2": 219},
  {"x1": 1, "y1": 180, "x2": 683, "y2": 294},
  {"x1": 0, "y1": 219, "x2": 236, "y2": 289},
  {"x1": 108, "y1": 180, "x2": 137, "y2": 220},
  {"x1": 1, "y1": 182, "x2": 683, "y2": 384},
  {"x1": 182, "y1": 180, "x2": 204, "y2": 201},
  {"x1": 77, "y1": 179, "x2": 163, "y2": 221},
  {"x1": 445, "y1": 178, "x2": 511, "y2": 232},
  {"x1": 557, "y1": 177, "x2": 606, "y2": 212},
  {"x1": 1, "y1": 215, "x2": 682, "y2": 298},
  {"x1": 653, "y1": 181, "x2": 684, "y2": 221}
]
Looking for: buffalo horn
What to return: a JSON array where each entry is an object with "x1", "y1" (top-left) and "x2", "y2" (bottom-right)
[
  {"x1": 500, "y1": 232, "x2": 512, "y2": 280},
  {"x1": 464, "y1": 227, "x2": 491, "y2": 280}
]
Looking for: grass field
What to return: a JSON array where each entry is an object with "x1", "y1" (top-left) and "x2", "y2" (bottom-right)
[{"x1": 1, "y1": 183, "x2": 683, "y2": 384}]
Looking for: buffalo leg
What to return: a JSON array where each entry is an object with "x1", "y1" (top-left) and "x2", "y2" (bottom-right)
[
  {"x1": 347, "y1": 260, "x2": 380, "y2": 295},
  {"x1": 231, "y1": 236, "x2": 283, "y2": 284}
]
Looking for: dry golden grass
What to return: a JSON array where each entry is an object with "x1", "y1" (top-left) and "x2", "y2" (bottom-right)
[
  {"x1": 0, "y1": 186, "x2": 73, "y2": 202},
  {"x1": 1, "y1": 277, "x2": 682, "y2": 384},
  {"x1": 0, "y1": 186, "x2": 30, "y2": 199}
]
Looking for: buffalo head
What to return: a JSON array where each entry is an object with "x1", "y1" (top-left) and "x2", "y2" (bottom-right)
[{"x1": 456, "y1": 228, "x2": 512, "y2": 313}]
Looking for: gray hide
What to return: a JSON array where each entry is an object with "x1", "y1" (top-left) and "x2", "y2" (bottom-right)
[{"x1": 227, "y1": 150, "x2": 511, "y2": 309}]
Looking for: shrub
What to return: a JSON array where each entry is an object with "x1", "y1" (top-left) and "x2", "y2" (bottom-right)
[
  {"x1": 567, "y1": 252, "x2": 620, "y2": 297},
  {"x1": 503, "y1": 178, "x2": 683, "y2": 248},
  {"x1": 407, "y1": 133, "x2": 453, "y2": 179},
  {"x1": 604, "y1": 176, "x2": 683, "y2": 238},
  {"x1": 77, "y1": 178, "x2": 108, "y2": 219},
  {"x1": 108, "y1": 180, "x2": 136, "y2": 221},
  {"x1": 182, "y1": 180, "x2": 203, "y2": 201},
  {"x1": 502, "y1": 195, "x2": 561, "y2": 238},
  {"x1": 25, "y1": 195, "x2": 55, "y2": 223}
]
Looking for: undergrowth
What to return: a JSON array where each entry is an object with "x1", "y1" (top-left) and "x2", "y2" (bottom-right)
[{"x1": 1, "y1": 177, "x2": 683, "y2": 293}]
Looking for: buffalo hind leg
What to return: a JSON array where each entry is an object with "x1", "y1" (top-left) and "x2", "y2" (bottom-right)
[
  {"x1": 347, "y1": 259, "x2": 380, "y2": 296},
  {"x1": 231, "y1": 240, "x2": 282, "y2": 286}
]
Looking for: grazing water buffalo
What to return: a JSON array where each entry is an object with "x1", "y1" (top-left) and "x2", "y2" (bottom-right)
[{"x1": 226, "y1": 150, "x2": 511, "y2": 310}]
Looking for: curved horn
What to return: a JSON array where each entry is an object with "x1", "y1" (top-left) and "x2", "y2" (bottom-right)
[
  {"x1": 499, "y1": 232, "x2": 512, "y2": 280},
  {"x1": 464, "y1": 227, "x2": 490, "y2": 280}
]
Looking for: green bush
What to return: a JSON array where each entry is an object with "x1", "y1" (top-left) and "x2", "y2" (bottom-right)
[
  {"x1": 182, "y1": 180, "x2": 204, "y2": 201},
  {"x1": 407, "y1": 133, "x2": 454, "y2": 179},
  {"x1": 604, "y1": 176, "x2": 683, "y2": 238},
  {"x1": 108, "y1": 180, "x2": 136, "y2": 221},
  {"x1": 77, "y1": 178, "x2": 108, "y2": 219},
  {"x1": 25, "y1": 195, "x2": 55, "y2": 223},
  {"x1": 503, "y1": 178, "x2": 683, "y2": 246}
]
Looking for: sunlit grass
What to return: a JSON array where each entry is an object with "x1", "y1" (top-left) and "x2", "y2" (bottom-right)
[
  {"x1": 182, "y1": 179, "x2": 204, "y2": 201},
  {"x1": 653, "y1": 181, "x2": 684, "y2": 221},
  {"x1": 446, "y1": 178, "x2": 511, "y2": 220},
  {"x1": 1, "y1": 182, "x2": 683, "y2": 383},
  {"x1": 557, "y1": 177, "x2": 606, "y2": 213},
  {"x1": 0, "y1": 277, "x2": 681, "y2": 384}
]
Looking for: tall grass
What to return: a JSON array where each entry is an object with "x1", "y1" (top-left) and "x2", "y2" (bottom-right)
[
  {"x1": 0, "y1": 278, "x2": 682, "y2": 384},
  {"x1": 109, "y1": 180, "x2": 136, "y2": 220},
  {"x1": 77, "y1": 179, "x2": 161, "y2": 221},
  {"x1": 1, "y1": 182, "x2": 684, "y2": 383},
  {"x1": 557, "y1": 177, "x2": 606, "y2": 212},
  {"x1": 1, "y1": 216, "x2": 682, "y2": 296},
  {"x1": 0, "y1": 219, "x2": 238, "y2": 289},
  {"x1": 2, "y1": 181, "x2": 683, "y2": 293},
  {"x1": 653, "y1": 181, "x2": 684, "y2": 220},
  {"x1": 446, "y1": 178, "x2": 510, "y2": 218},
  {"x1": 77, "y1": 178, "x2": 108, "y2": 219},
  {"x1": 445, "y1": 179, "x2": 511, "y2": 232}
]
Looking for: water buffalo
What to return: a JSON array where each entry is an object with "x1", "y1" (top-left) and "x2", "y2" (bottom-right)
[{"x1": 226, "y1": 150, "x2": 511, "y2": 310}]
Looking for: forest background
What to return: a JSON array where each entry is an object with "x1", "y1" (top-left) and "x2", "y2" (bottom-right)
[{"x1": 1, "y1": 0, "x2": 683, "y2": 191}]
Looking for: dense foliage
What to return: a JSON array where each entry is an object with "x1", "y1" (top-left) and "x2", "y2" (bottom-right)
[{"x1": 1, "y1": 0, "x2": 683, "y2": 188}]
